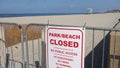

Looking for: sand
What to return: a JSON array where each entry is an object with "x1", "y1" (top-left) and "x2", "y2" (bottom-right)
[{"x1": 0, "y1": 13, "x2": 120, "y2": 27}]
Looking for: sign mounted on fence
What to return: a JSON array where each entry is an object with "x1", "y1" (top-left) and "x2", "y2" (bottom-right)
[{"x1": 46, "y1": 26, "x2": 85, "y2": 68}]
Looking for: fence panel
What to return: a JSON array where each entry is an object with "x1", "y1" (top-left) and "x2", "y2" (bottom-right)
[
  {"x1": 0, "y1": 22, "x2": 120, "y2": 68},
  {"x1": 25, "y1": 23, "x2": 120, "y2": 68},
  {"x1": 0, "y1": 23, "x2": 25, "y2": 68},
  {"x1": 25, "y1": 24, "x2": 44, "y2": 68},
  {"x1": 85, "y1": 26, "x2": 120, "y2": 68}
]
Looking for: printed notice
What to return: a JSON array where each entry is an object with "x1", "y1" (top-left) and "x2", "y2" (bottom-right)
[{"x1": 46, "y1": 26, "x2": 85, "y2": 68}]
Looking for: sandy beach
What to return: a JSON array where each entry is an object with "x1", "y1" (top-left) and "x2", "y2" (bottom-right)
[
  {"x1": 0, "y1": 13, "x2": 120, "y2": 68},
  {"x1": 0, "y1": 13, "x2": 120, "y2": 27}
]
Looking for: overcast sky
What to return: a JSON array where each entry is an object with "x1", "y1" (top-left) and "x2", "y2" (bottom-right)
[{"x1": 0, "y1": 0, "x2": 120, "y2": 14}]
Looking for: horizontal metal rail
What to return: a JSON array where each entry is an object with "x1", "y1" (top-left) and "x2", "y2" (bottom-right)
[
  {"x1": 0, "y1": 66, "x2": 4, "y2": 67},
  {"x1": 0, "y1": 22, "x2": 22, "y2": 29},
  {"x1": 9, "y1": 59, "x2": 23, "y2": 66},
  {"x1": 26, "y1": 23, "x2": 120, "y2": 31}
]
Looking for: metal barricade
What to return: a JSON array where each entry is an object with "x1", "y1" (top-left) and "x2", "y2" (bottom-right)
[
  {"x1": 25, "y1": 24, "x2": 44, "y2": 68},
  {"x1": 85, "y1": 27, "x2": 120, "y2": 68},
  {"x1": 0, "y1": 22, "x2": 120, "y2": 68},
  {"x1": 25, "y1": 22, "x2": 120, "y2": 68},
  {"x1": 0, "y1": 23, "x2": 25, "y2": 68}
]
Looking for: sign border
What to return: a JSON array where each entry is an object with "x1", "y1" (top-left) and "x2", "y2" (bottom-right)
[{"x1": 46, "y1": 27, "x2": 84, "y2": 68}]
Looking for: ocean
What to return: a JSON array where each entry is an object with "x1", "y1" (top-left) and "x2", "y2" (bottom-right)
[{"x1": 0, "y1": 13, "x2": 86, "y2": 18}]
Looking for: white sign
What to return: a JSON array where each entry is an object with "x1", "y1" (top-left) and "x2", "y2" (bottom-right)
[{"x1": 46, "y1": 26, "x2": 85, "y2": 68}]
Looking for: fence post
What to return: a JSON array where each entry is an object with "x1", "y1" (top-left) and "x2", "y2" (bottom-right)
[
  {"x1": 0, "y1": 56, "x2": 1, "y2": 66},
  {"x1": 5, "y1": 53, "x2": 10, "y2": 68},
  {"x1": 35, "y1": 61, "x2": 41, "y2": 68},
  {"x1": 19, "y1": 25, "x2": 26, "y2": 68}
]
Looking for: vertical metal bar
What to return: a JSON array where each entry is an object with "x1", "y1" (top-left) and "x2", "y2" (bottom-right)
[
  {"x1": 10, "y1": 26, "x2": 15, "y2": 68},
  {"x1": 26, "y1": 27, "x2": 30, "y2": 68},
  {"x1": 2, "y1": 25, "x2": 6, "y2": 64},
  {"x1": 102, "y1": 30, "x2": 106, "y2": 68},
  {"x1": 0, "y1": 24, "x2": 3, "y2": 40},
  {"x1": 0, "y1": 25, "x2": 3, "y2": 40},
  {"x1": 112, "y1": 31, "x2": 117, "y2": 68},
  {"x1": 0, "y1": 24, "x2": 5, "y2": 65},
  {"x1": 91, "y1": 29, "x2": 94, "y2": 68},
  {"x1": 20, "y1": 25, "x2": 25, "y2": 68},
  {"x1": 38, "y1": 26, "x2": 41, "y2": 66},
  {"x1": 0, "y1": 39, "x2": 6, "y2": 66},
  {"x1": 41, "y1": 25, "x2": 46, "y2": 68},
  {"x1": 32, "y1": 29, "x2": 35, "y2": 66},
  {"x1": 3, "y1": 25, "x2": 8, "y2": 53},
  {"x1": 43, "y1": 26, "x2": 46, "y2": 68},
  {"x1": 0, "y1": 56, "x2": 1, "y2": 65}
]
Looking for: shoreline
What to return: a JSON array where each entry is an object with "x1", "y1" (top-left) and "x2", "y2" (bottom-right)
[{"x1": 0, "y1": 12, "x2": 117, "y2": 18}]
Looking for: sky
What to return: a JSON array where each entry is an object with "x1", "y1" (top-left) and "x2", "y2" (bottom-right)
[{"x1": 0, "y1": 0, "x2": 120, "y2": 14}]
